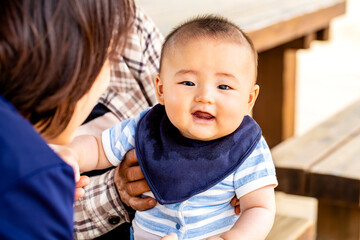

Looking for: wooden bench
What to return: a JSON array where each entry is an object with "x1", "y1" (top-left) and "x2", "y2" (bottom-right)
[
  {"x1": 267, "y1": 192, "x2": 317, "y2": 240},
  {"x1": 272, "y1": 98, "x2": 360, "y2": 240}
]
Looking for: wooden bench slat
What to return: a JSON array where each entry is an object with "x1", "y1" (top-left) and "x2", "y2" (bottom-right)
[
  {"x1": 137, "y1": 0, "x2": 346, "y2": 52},
  {"x1": 308, "y1": 129, "x2": 360, "y2": 204},
  {"x1": 272, "y1": 99, "x2": 360, "y2": 195},
  {"x1": 274, "y1": 192, "x2": 318, "y2": 221},
  {"x1": 267, "y1": 192, "x2": 317, "y2": 240},
  {"x1": 272, "y1": 99, "x2": 360, "y2": 170},
  {"x1": 267, "y1": 215, "x2": 314, "y2": 240},
  {"x1": 311, "y1": 128, "x2": 360, "y2": 180},
  {"x1": 137, "y1": 0, "x2": 345, "y2": 32},
  {"x1": 272, "y1": 98, "x2": 360, "y2": 239}
]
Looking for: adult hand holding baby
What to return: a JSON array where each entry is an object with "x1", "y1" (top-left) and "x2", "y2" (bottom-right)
[
  {"x1": 114, "y1": 149, "x2": 157, "y2": 210},
  {"x1": 50, "y1": 144, "x2": 90, "y2": 200}
]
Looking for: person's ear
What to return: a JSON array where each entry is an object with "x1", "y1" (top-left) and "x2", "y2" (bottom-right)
[
  {"x1": 155, "y1": 75, "x2": 165, "y2": 105},
  {"x1": 247, "y1": 84, "x2": 259, "y2": 114}
]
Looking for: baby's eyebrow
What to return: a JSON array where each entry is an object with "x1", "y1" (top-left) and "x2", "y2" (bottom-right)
[
  {"x1": 175, "y1": 69, "x2": 198, "y2": 76},
  {"x1": 216, "y1": 72, "x2": 237, "y2": 80}
]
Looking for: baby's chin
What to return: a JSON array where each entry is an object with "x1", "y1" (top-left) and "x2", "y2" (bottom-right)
[{"x1": 179, "y1": 131, "x2": 228, "y2": 141}]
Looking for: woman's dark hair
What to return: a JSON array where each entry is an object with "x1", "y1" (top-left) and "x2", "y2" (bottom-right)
[{"x1": 0, "y1": 0, "x2": 135, "y2": 138}]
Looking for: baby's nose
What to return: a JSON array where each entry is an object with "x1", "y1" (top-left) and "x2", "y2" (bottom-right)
[{"x1": 194, "y1": 88, "x2": 215, "y2": 104}]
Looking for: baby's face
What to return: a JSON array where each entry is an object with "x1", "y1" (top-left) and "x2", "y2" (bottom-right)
[{"x1": 156, "y1": 37, "x2": 258, "y2": 141}]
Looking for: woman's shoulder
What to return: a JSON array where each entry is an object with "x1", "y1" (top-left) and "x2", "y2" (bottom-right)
[{"x1": 0, "y1": 96, "x2": 74, "y2": 193}]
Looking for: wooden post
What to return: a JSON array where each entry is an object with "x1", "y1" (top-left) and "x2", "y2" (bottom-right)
[
  {"x1": 253, "y1": 44, "x2": 298, "y2": 148},
  {"x1": 253, "y1": 46, "x2": 286, "y2": 148}
]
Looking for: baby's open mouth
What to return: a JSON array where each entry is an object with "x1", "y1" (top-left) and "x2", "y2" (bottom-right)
[{"x1": 192, "y1": 111, "x2": 215, "y2": 120}]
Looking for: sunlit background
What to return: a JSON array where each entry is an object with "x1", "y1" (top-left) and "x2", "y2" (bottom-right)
[{"x1": 295, "y1": 0, "x2": 360, "y2": 135}]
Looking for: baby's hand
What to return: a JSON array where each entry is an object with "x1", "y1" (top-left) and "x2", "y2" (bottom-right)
[
  {"x1": 75, "y1": 175, "x2": 91, "y2": 200},
  {"x1": 161, "y1": 233, "x2": 178, "y2": 240},
  {"x1": 49, "y1": 144, "x2": 80, "y2": 182},
  {"x1": 49, "y1": 144, "x2": 91, "y2": 200}
]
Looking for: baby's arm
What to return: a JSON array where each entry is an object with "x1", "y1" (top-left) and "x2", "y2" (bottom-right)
[
  {"x1": 210, "y1": 185, "x2": 276, "y2": 240},
  {"x1": 70, "y1": 108, "x2": 150, "y2": 173},
  {"x1": 67, "y1": 134, "x2": 111, "y2": 173}
]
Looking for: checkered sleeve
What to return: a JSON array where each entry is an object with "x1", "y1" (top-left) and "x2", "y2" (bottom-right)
[
  {"x1": 99, "y1": 6, "x2": 164, "y2": 121},
  {"x1": 73, "y1": 6, "x2": 163, "y2": 239},
  {"x1": 73, "y1": 169, "x2": 129, "y2": 239}
]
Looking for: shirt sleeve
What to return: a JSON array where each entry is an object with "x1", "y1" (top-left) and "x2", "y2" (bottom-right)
[
  {"x1": 102, "y1": 108, "x2": 149, "y2": 166},
  {"x1": 233, "y1": 136, "x2": 278, "y2": 199}
]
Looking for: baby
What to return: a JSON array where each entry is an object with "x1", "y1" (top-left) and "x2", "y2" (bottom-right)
[{"x1": 69, "y1": 15, "x2": 278, "y2": 240}]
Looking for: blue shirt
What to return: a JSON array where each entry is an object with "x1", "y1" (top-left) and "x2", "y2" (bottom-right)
[
  {"x1": 0, "y1": 96, "x2": 75, "y2": 239},
  {"x1": 103, "y1": 106, "x2": 278, "y2": 239}
]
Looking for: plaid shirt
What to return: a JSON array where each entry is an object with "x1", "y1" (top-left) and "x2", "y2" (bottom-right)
[
  {"x1": 99, "y1": 7, "x2": 161, "y2": 120},
  {"x1": 74, "y1": 7, "x2": 163, "y2": 239}
]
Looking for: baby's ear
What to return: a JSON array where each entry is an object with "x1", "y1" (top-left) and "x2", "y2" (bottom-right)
[
  {"x1": 155, "y1": 75, "x2": 165, "y2": 105},
  {"x1": 247, "y1": 84, "x2": 260, "y2": 113}
]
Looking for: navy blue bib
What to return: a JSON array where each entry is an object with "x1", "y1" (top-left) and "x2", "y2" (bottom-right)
[{"x1": 135, "y1": 104, "x2": 261, "y2": 204}]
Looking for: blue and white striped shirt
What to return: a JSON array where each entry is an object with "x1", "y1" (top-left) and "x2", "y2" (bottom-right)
[{"x1": 102, "y1": 108, "x2": 278, "y2": 240}]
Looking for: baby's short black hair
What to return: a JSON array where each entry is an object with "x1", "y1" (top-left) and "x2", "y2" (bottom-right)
[{"x1": 160, "y1": 15, "x2": 258, "y2": 78}]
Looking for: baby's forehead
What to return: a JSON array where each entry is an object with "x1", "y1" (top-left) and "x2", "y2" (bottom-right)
[
  {"x1": 165, "y1": 33, "x2": 251, "y2": 57},
  {"x1": 163, "y1": 35, "x2": 256, "y2": 71}
]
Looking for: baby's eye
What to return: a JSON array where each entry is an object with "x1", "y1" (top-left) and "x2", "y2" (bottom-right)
[
  {"x1": 180, "y1": 81, "x2": 195, "y2": 86},
  {"x1": 218, "y1": 84, "x2": 232, "y2": 90}
]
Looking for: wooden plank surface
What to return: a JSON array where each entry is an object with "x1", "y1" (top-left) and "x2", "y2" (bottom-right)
[
  {"x1": 272, "y1": 98, "x2": 360, "y2": 194},
  {"x1": 272, "y1": 99, "x2": 360, "y2": 170},
  {"x1": 309, "y1": 128, "x2": 360, "y2": 204},
  {"x1": 275, "y1": 192, "x2": 318, "y2": 221},
  {"x1": 137, "y1": 0, "x2": 346, "y2": 51},
  {"x1": 272, "y1": 99, "x2": 360, "y2": 240},
  {"x1": 266, "y1": 215, "x2": 314, "y2": 240},
  {"x1": 311, "y1": 128, "x2": 360, "y2": 180},
  {"x1": 247, "y1": 0, "x2": 345, "y2": 51},
  {"x1": 267, "y1": 192, "x2": 317, "y2": 240}
]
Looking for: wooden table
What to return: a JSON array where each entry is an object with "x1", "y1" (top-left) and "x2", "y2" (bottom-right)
[
  {"x1": 272, "y1": 99, "x2": 360, "y2": 240},
  {"x1": 137, "y1": 0, "x2": 346, "y2": 147}
]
